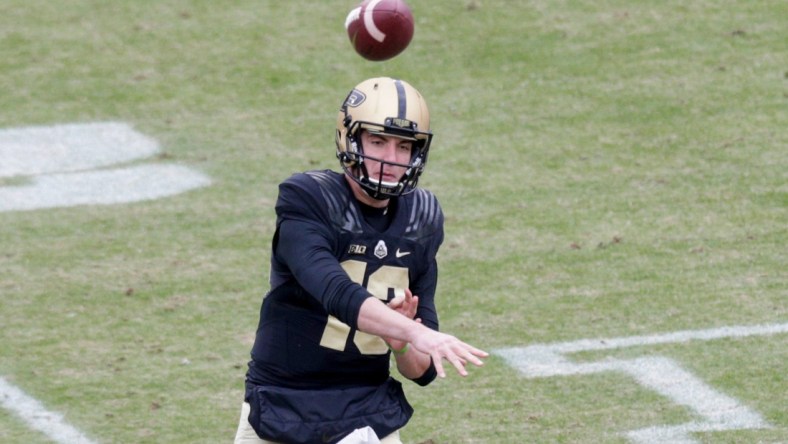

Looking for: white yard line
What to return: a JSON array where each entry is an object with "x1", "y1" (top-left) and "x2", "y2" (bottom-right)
[
  {"x1": 495, "y1": 322, "x2": 787, "y2": 443},
  {"x1": 0, "y1": 377, "x2": 98, "y2": 444}
]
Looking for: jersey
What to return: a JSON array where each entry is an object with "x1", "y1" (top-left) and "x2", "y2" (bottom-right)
[{"x1": 245, "y1": 170, "x2": 444, "y2": 390}]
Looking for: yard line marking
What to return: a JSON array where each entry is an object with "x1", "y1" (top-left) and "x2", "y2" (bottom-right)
[
  {"x1": 0, "y1": 376, "x2": 98, "y2": 444},
  {"x1": 495, "y1": 322, "x2": 787, "y2": 443},
  {"x1": 622, "y1": 357, "x2": 767, "y2": 444}
]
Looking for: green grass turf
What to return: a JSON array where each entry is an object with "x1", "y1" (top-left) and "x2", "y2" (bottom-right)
[{"x1": 0, "y1": 0, "x2": 785, "y2": 442}]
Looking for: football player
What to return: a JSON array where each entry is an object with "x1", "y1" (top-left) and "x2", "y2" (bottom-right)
[{"x1": 234, "y1": 77, "x2": 487, "y2": 444}]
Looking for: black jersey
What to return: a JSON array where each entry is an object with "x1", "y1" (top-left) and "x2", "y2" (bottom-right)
[{"x1": 246, "y1": 170, "x2": 443, "y2": 390}]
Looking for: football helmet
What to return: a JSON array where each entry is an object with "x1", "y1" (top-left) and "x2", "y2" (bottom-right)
[{"x1": 335, "y1": 77, "x2": 433, "y2": 199}]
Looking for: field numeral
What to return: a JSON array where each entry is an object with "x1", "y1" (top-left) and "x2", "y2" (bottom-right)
[{"x1": 0, "y1": 122, "x2": 209, "y2": 212}]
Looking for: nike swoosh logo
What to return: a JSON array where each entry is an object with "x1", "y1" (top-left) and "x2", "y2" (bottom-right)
[{"x1": 396, "y1": 249, "x2": 411, "y2": 258}]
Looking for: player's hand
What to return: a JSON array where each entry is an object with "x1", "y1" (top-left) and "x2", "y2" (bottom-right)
[
  {"x1": 387, "y1": 288, "x2": 418, "y2": 319},
  {"x1": 386, "y1": 288, "x2": 420, "y2": 351},
  {"x1": 410, "y1": 327, "x2": 488, "y2": 378}
]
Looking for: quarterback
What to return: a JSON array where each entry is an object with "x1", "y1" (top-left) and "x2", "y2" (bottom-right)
[{"x1": 234, "y1": 77, "x2": 487, "y2": 444}]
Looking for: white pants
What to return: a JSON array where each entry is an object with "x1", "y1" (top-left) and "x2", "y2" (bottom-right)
[{"x1": 233, "y1": 402, "x2": 403, "y2": 444}]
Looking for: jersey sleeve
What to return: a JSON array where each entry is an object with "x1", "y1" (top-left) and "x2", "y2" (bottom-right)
[
  {"x1": 410, "y1": 255, "x2": 440, "y2": 331},
  {"x1": 273, "y1": 174, "x2": 372, "y2": 329},
  {"x1": 403, "y1": 192, "x2": 443, "y2": 386},
  {"x1": 408, "y1": 190, "x2": 445, "y2": 332}
]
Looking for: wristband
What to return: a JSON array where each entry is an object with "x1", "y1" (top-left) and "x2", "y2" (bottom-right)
[{"x1": 388, "y1": 343, "x2": 409, "y2": 355}]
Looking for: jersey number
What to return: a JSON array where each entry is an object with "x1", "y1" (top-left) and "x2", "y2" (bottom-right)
[{"x1": 319, "y1": 260, "x2": 408, "y2": 355}]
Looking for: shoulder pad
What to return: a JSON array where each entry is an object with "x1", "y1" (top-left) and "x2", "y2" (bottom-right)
[{"x1": 404, "y1": 188, "x2": 443, "y2": 240}]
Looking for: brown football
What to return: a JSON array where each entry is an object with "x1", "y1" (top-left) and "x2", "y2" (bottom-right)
[{"x1": 345, "y1": 0, "x2": 415, "y2": 61}]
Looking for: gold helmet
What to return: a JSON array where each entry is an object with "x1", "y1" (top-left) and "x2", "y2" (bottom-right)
[{"x1": 335, "y1": 77, "x2": 433, "y2": 199}]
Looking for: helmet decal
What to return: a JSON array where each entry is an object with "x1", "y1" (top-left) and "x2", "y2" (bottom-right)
[{"x1": 345, "y1": 89, "x2": 366, "y2": 108}]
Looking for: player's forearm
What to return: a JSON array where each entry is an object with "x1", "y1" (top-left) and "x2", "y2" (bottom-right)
[
  {"x1": 357, "y1": 297, "x2": 421, "y2": 342},
  {"x1": 358, "y1": 297, "x2": 487, "y2": 379},
  {"x1": 358, "y1": 298, "x2": 434, "y2": 378}
]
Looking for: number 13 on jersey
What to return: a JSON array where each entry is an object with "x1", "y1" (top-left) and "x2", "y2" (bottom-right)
[{"x1": 319, "y1": 259, "x2": 408, "y2": 355}]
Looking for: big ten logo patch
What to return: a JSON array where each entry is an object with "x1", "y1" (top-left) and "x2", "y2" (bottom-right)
[{"x1": 0, "y1": 122, "x2": 210, "y2": 212}]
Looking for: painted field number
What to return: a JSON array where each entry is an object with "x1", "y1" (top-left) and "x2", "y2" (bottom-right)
[{"x1": 0, "y1": 122, "x2": 210, "y2": 212}]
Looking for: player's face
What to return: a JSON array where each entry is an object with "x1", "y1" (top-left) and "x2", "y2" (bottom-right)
[{"x1": 360, "y1": 130, "x2": 413, "y2": 185}]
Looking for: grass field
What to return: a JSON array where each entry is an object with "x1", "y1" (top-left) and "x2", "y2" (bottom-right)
[{"x1": 1, "y1": 1, "x2": 786, "y2": 443}]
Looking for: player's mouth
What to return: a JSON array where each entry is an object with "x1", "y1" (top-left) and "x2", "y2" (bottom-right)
[{"x1": 370, "y1": 175, "x2": 399, "y2": 187}]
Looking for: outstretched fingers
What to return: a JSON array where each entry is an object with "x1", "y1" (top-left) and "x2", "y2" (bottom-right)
[{"x1": 432, "y1": 342, "x2": 488, "y2": 378}]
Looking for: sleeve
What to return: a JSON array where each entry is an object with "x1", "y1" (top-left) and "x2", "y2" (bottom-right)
[
  {"x1": 405, "y1": 257, "x2": 439, "y2": 387},
  {"x1": 273, "y1": 176, "x2": 372, "y2": 330},
  {"x1": 405, "y1": 213, "x2": 444, "y2": 387},
  {"x1": 410, "y1": 361, "x2": 438, "y2": 386},
  {"x1": 410, "y1": 207, "x2": 444, "y2": 332},
  {"x1": 410, "y1": 256, "x2": 440, "y2": 331}
]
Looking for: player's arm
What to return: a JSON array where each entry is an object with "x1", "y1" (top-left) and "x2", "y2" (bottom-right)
[
  {"x1": 357, "y1": 297, "x2": 487, "y2": 378},
  {"x1": 275, "y1": 217, "x2": 370, "y2": 326},
  {"x1": 274, "y1": 178, "x2": 371, "y2": 327},
  {"x1": 276, "y1": 217, "x2": 487, "y2": 379},
  {"x1": 383, "y1": 289, "x2": 436, "y2": 384},
  {"x1": 386, "y1": 237, "x2": 441, "y2": 383}
]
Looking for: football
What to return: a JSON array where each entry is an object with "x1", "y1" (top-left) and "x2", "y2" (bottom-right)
[{"x1": 345, "y1": 0, "x2": 415, "y2": 61}]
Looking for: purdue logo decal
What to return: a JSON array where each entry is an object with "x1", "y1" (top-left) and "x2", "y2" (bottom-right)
[
  {"x1": 345, "y1": 89, "x2": 366, "y2": 108},
  {"x1": 374, "y1": 240, "x2": 388, "y2": 259}
]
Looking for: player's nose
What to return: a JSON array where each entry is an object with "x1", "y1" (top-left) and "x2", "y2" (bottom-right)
[{"x1": 380, "y1": 141, "x2": 399, "y2": 161}]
